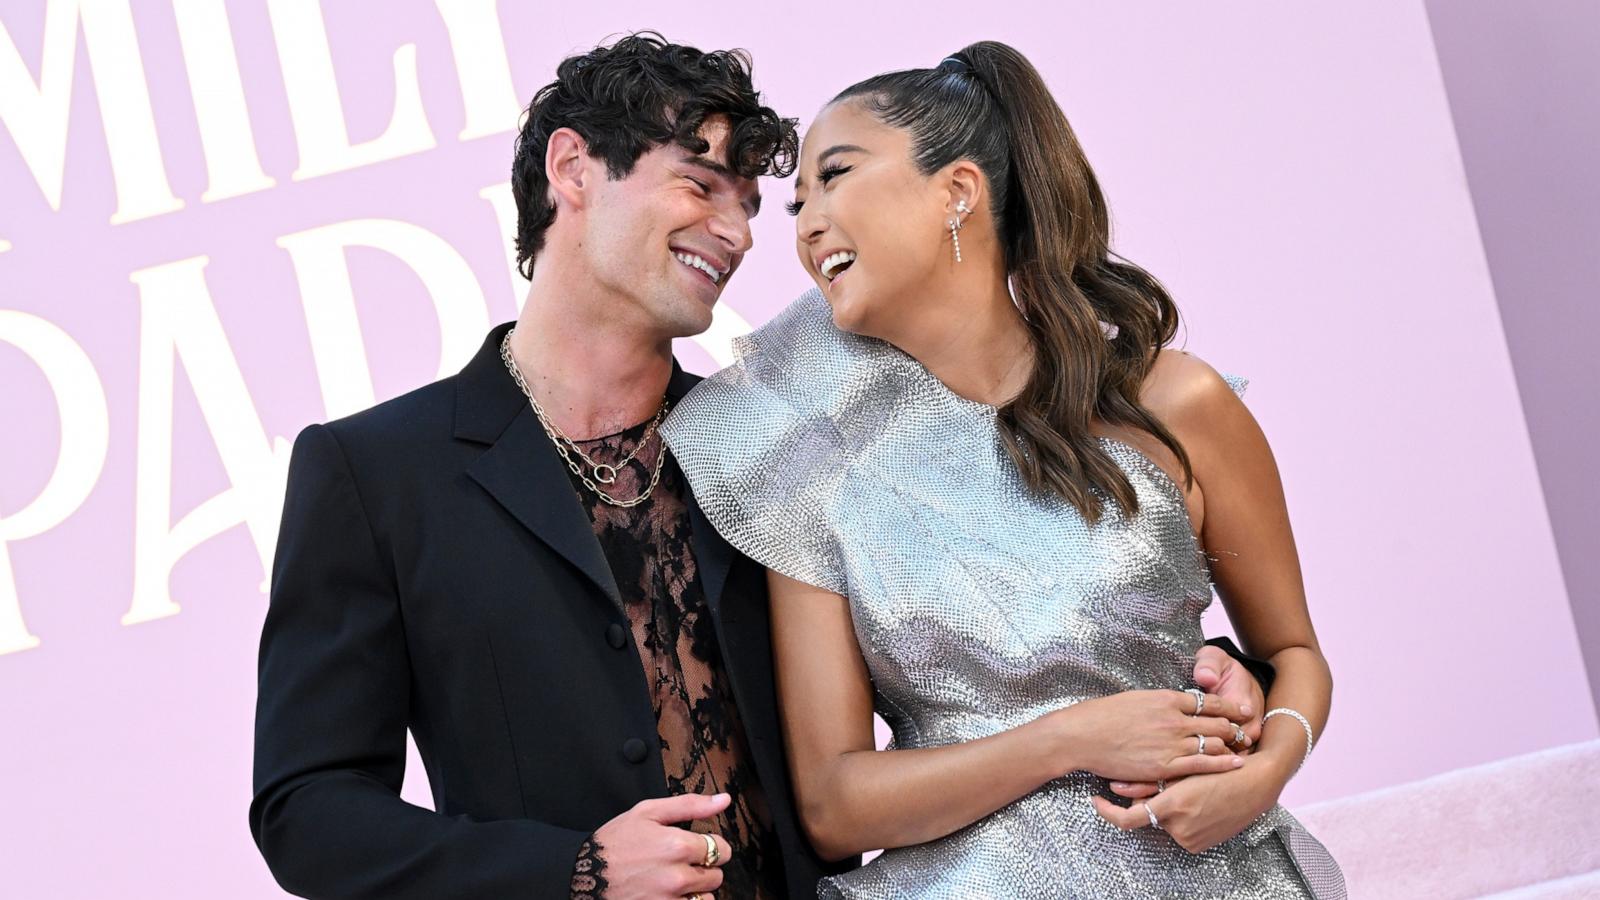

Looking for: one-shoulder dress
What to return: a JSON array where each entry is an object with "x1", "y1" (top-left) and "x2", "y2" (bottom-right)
[{"x1": 660, "y1": 290, "x2": 1344, "y2": 899}]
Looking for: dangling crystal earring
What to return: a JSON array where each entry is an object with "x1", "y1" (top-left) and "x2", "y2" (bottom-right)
[{"x1": 950, "y1": 200, "x2": 970, "y2": 264}]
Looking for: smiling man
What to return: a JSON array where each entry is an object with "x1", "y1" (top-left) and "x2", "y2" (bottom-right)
[
  {"x1": 249, "y1": 34, "x2": 822, "y2": 899},
  {"x1": 250, "y1": 32, "x2": 1272, "y2": 900}
]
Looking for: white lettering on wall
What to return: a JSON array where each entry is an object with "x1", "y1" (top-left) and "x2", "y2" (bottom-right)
[
  {"x1": 277, "y1": 219, "x2": 490, "y2": 419},
  {"x1": 477, "y1": 181, "x2": 529, "y2": 309},
  {"x1": 171, "y1": 0, "x2": 275, "y2": 202},
  {"x1": 126, "y1": 256, "x2": 291, "y2": 626},
  {"x1": 0, "y1": 311, "x2": 110, "y2": 655},
  {"x1": 266, "y1": 0, "x2": 436, "y2": 180},
  {"x1": 698, "y1": 302, "x2": 754, "y2": 368},
  {"x1": 433, "y1": 0, "x2": 519, "y2": 141},
  {"x1": 0, "y1": 0, "x2": 184, "y2": 223}
]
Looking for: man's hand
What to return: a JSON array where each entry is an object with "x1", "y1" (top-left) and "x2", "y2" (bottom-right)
[
  {"x1": 589, "y1": 793, "x2": 732, "y2": 899},
  {"x1": 1192, "y1": 643, "x2": 1264, "y2": 747}
]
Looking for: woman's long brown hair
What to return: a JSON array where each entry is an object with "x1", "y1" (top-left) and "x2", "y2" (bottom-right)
[{"x1": 835, "y1": 41, "x2": 1189, "y2": 522}]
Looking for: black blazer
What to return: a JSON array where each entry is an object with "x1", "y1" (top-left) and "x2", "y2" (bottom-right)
[{"x1": 251, "y1": 323, "x2": 849, "y2": 898}]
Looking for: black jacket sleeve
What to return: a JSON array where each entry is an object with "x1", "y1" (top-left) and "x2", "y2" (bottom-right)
[
  {"x1": 249, "y1": 424, "x2": 589, "y2": 899},
  {"x1": 1202, "y1": 636, "x2": 1277, "y2": 696}
]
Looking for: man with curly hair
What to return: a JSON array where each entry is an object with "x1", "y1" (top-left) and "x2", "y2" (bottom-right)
[
  {"x1": 250, "y1": 33, "x2": 827, "y2": 899},
  {"x1": 250, "y1": 32, "x2": 1271, "y2": 900}
]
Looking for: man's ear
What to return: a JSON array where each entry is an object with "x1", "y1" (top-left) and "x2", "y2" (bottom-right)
[{"x1": 545, "y1": 127, "x2": 594, "y2": 211}]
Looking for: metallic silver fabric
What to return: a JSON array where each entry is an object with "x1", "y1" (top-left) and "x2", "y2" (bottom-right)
[{"x1": 662, "y1": 290, "x2": 1345, "y2": 899}]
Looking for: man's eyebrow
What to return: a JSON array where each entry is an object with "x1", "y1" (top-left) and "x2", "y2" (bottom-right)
[
  {"x1": 684, "y1": 155, "x2": 735, "y2": 179},
  {"x1": 794, "y1": 144, "x2": 868, "y2": 190},
  {"x1": 685, "y1": 154, "x2": 761, "y2": 216}
]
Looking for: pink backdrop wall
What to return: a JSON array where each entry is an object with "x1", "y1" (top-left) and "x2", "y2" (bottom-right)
[
  {"x1": 1, "y1": 2, "x2": 1592, "y2": 895},
  {"x1": 1425, "y1": 0, "x2": 1600, "y2": 713}
]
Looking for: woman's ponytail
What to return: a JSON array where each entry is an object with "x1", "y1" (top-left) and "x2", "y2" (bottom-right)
[{"x1": 837, "y1": 41, "x2": 1190, "y2": 521}]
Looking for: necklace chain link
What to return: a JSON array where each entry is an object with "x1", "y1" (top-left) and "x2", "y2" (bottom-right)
[{"x1": 500, "y1": 329, "x2": 669, "y2": 508}]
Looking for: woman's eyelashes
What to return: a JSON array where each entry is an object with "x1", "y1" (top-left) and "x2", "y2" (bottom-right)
[
  {"x1": 785, "y1": 164, "x2": 854, "y2": 216},
  {"x1": 818, "y1": 163, "x2": 852, "y2": 184}
]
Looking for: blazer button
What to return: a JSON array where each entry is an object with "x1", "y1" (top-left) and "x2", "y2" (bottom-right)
[
  {"x1": 622, "y1": 738, "x2": 649, "y2": 764},
  {"x1": 605, "y1": 623, "x2": 627, "y2": 649}
]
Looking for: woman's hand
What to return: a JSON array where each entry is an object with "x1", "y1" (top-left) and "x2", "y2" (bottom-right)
[
  {"x1": 1043, "y1": 689, "x2": 1252, "y2": 784},
  {"x1": 1092, "y1": 754, "x2": 1292, "y2": 853},
  {"x1": 1109, "y1": 645, "x2": 1266, "y2": 797}
]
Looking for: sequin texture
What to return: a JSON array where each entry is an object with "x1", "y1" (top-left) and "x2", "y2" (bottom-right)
[{"x1": 662, "y1": 290, "x2": 1344, "y2": 899}]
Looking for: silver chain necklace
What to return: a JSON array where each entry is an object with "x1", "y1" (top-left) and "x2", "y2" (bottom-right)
[{"x1": 499, "y1": 329, "x2": 670, "y2": 508}]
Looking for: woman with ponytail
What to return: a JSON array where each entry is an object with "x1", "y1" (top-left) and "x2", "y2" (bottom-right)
[{"x1": 662, "y1": 41, "x2": 1342, "y2": 898}]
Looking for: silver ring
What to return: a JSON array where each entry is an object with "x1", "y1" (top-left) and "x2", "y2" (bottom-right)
[
  {"x1": 1184, "y1": 688, "x2": 1205, "y2": 715},
  {"x1": 1156, "y1": 780, "x2": 1167, "y2": 792},
  {"x1": 1232, "y1": 724, "x2": 1247, "y2": 746},
  {"x1": 1143, "y1": 802, "x2": 1161, "y2": 829},
  {"x1": 1196, "y1": 734, "x2": 1207, "y2": 754}
]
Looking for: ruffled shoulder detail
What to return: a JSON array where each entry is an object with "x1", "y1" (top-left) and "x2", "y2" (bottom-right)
[
  {"x1": 665, "y1": 291, "x2": 1253, "y2": 594},
  {"x1": 662, "y1": 290, "x2": 885, "y2": 596},
  {"x1": 724, "y1": 289, "x2": 907, "y2": 423}
]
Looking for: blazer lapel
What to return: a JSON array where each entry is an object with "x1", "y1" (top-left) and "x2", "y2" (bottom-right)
[
  {"x1": 467, "y1": 409, "x2": 623, "y2": 609},
  {"x1": 456, "y1": 324, "x2": 622, "y2": 610}
]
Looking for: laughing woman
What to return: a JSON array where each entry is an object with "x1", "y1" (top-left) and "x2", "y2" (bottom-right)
[{"x1": 662, "y1": 42, "x2": 1344, "y2": 899}]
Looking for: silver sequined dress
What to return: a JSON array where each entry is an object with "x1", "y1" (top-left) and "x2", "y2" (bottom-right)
[{"x1": 661, "y1": 290, "x2": 1345, "y2": 899}]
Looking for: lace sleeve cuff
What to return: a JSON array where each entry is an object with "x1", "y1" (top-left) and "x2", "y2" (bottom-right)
[{"x1": 570, "y1": 836, "x2": 609, "y2": 899}]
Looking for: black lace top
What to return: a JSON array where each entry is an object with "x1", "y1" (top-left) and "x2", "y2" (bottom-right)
[{"x1": 566, "y1": 416, "x2": 782, "y2": 899}]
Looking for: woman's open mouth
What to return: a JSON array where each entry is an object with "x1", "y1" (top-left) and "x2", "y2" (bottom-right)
[{"x1": 820, "y1": 251, "x2": 857, "y2": 283}]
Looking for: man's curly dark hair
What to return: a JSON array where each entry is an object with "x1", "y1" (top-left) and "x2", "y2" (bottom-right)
[{"x1": 509, "y1": 33, "x2": 800, "y2": 278}]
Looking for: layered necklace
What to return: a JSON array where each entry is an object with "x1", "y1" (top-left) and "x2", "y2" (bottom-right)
[{"x1": 500, "y1": 329, "x2": 670, "y2": 508}]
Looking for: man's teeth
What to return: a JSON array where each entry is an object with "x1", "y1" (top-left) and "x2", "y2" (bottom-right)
[
  {"x1": 674, "y1": 252, "x2": 721, "y2": 284},
  {"x1": 820, "y1": 251, "x2": 858, "y2": 281}
]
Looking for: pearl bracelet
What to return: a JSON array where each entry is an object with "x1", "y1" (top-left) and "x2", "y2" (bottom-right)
[{"x1": 1262, "y1": 707, "x2": 1315, "y2": 769}]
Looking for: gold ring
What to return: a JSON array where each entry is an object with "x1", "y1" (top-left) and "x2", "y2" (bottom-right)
[{"x1": 701, "y1": 832, "x2": 719, "y2": 867}]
